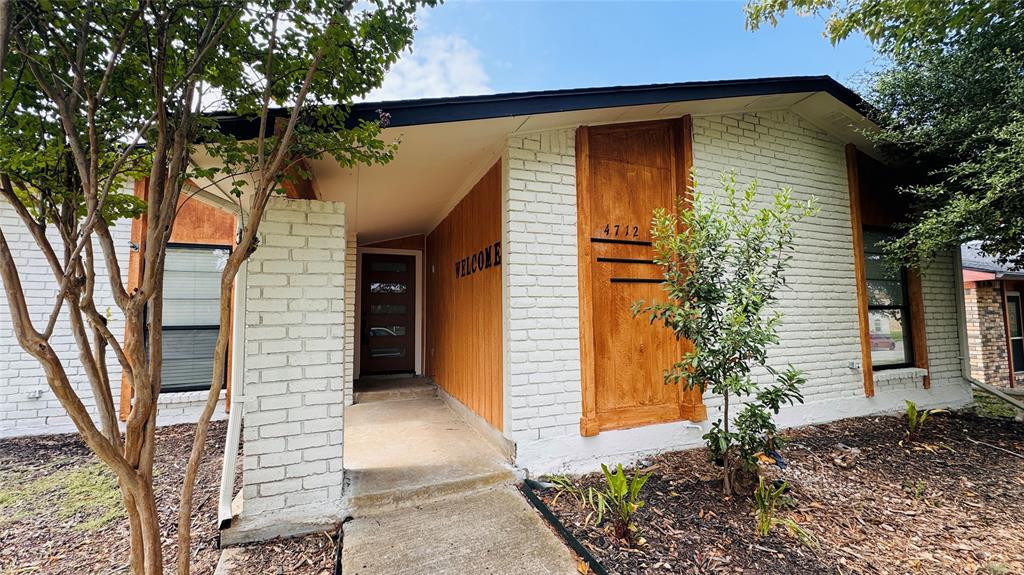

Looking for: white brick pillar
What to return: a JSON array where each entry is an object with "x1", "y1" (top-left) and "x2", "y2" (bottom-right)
[{"x1": 235, "y1": 197, "x2": 347, "y2": 539}]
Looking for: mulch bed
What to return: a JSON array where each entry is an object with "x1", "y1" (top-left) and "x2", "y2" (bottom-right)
[
  {"x1": 537, "y1": 411, "x2": 1024, "y2": 575},
  {"x1": 0, "y1": 422, "x2": 229, "y2": 574},
  {"x1": 228, "y1": 532, "x2": 339, "y2": 575},
  {"x1": 0, "y1": 421, "x2": 339, "y2": 575}
]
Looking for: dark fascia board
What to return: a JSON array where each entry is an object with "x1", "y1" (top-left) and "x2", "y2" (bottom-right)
[{"x1": 210, "y1": 75, "x2": 872, "y2": 140}]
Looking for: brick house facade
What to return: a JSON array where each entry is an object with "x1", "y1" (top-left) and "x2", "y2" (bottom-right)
[
  {"x1": 962, "y1": 244, "x2": 1024, "y2": 388},
  {"x1": 0, "y1": 76, "x2": 979, "y2": 541}
]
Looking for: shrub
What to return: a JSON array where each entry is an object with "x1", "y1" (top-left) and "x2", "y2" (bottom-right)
[
  {"x1": 600, "y1": 464, "x2": 651, "y2": 543},
  {"x1": 636, "y1": 172, "x2": 815, "y2": 493},
  {"x1": 903, "y1": 400, "x2": 945, "y2": 443}
]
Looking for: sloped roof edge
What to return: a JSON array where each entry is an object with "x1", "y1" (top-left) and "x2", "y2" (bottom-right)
[{"x1": 212, "y1": 75, "x2": 872, "y2": 139}]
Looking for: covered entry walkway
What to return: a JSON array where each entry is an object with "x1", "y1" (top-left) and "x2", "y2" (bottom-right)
[{"x1": 342, "y1": 378, "x2": 577, "y2": 574}]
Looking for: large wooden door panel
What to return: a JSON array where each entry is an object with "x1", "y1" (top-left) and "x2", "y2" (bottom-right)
[{"x1": 578, "y1": 118, "x2": 706, "y2": 436}]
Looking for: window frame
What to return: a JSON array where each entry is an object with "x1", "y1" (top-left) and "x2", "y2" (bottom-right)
[
  {"x1": 146, "y1": 242, "x2": 232, "y2": 393},
  {"x1": 863, "y1": 227, "x2": 916, "y2": 371}
]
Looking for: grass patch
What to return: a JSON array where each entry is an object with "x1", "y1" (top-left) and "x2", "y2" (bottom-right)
[
  {"x1": 973, "y1": 389, "x2": 1023, "y2": 419},
  {"x1": 0, "y1": 460, "x2": 125, "y2": 531}
]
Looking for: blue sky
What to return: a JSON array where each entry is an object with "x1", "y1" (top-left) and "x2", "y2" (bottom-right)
[{"x1": 367, "y1": 1, "x2": 883, "y2": 101}]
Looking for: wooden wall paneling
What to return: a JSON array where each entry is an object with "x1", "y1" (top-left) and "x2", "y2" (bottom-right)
[
  {"x1": 425, "y1": 160, "x2": 503, "y2": 430},
  {"x1": 576, "y1": 117, "x2": 705, "y2": 435},
  {"x1": 846, "y1": 144, "x2": 875, "y2": 397}
]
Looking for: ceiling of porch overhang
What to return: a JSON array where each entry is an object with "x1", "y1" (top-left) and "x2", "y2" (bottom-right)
[{"x1": 304, "y1": 90, "x2": 876, "y2": 245}]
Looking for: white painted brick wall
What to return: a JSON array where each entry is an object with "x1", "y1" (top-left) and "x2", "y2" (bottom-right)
[
  {"x1": 0, "y1": 186, "x2": 226, "y2": 438},
  {"x1": 344, "y1": 230, "x2": 357, "y2": 407},
  {"x1": 504, "y1": 112, "x2": 972, "y2": 474},
  {"x1": 503, "y1": 129, "x2": 582, "y2": 443},
  {"x1": 240, "y1": 197, "x2": 346, "y2": 521}
]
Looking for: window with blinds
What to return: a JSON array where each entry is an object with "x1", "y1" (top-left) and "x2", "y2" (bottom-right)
[{"x1": 158, "y1": 245, "x2": 230, "y2": 392}]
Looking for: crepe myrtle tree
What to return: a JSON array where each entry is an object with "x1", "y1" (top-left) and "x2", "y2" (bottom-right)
[
  {"x1": 634, "y1": 173, "x2": 815, "y2": 494},
  {"x1": 0, "y1": 1, "x2": 434, "y2": 574}
]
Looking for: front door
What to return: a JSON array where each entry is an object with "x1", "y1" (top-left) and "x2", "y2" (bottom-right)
[
  {"x1": 360, "y1": 253, "x2": 416, "y2": 374},
  {"x1": 577, "y1": 118, "x2": 705, "y2": 435}
]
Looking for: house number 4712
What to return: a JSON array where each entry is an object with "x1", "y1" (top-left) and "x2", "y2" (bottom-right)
[{"x1": 602, "y1": 224, "x2": 640, "y2": 238}]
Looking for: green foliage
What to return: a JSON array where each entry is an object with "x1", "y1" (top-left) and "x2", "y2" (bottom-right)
[
  {"x1": 545, "y1": 474, "x2": 608, "y2": 526},
  {"x1": 635, "y1": 172, "x2": 814, "y2": 492},
  {"x1": 903, "y1": 400, "x2": 945, "y2": 443},
  {"x1": 744, "y1": 0, "x2": 1021, "y2": 56},
  {"x1": 600, "y1": 463, "x2": 651, "y2": 542},
  {"x1": 745, "y1": 1, "x2": 1024, "y2": 270},
  {"x1": 751, "y1": 477, "x2": 816, "y2": 546},
  {"x1": 902, "y1": 479, "x2": 927, "y2": 501},
  {"x1": 752, "y1": 476, "x2": 786, "y2": 536},
  {"x1": 733, "y1": 367, "x2": 806, "y2": 468},
  {"x1": 0, "y1": 0, "x2": 434, "y2": 225},
  {"x1": 871, "y1": 21, "x2": 1024, "y2": 270}
]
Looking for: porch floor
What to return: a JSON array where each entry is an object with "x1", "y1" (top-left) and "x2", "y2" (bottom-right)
[{"x1": 344, "y1": 380, "x2": 512, "y2": 512}]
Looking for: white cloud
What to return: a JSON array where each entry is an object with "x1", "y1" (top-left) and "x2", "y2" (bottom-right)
[{"x1": 365, "y1": 34, "x2": 491, "y2": 101}]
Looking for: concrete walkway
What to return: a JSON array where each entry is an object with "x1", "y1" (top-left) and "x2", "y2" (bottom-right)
[{"x1": 342, "y1": 380, "x2": 578, "y2": 574}]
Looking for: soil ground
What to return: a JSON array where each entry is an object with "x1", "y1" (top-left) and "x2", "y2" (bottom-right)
[
  {"x1": 539, "y1": 408, "x2": 1024, "y2": 575},
  {"x1": 0, "y1": 422, "x2": 335, "y2": 575}
]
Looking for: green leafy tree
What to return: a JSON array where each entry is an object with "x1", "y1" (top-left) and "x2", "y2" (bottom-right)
[
  {"x1": 635, "y1": 173, "x2": 814, "y2": 494},
  {"x1": 0, "y1": 2, "x2": 433, "y2": 574},
  {"x1": 744, "y1": 0, "x2": 1022, "y2": 55},
  {"x1": 745, "y1": 0, "x2": 1024, "y2": 269}
]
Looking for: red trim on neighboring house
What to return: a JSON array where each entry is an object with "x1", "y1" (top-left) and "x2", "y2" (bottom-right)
[{"x1": 963, "y1": 269, "x2": 997, "y2": 282}]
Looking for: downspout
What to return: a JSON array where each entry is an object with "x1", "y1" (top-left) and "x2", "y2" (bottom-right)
[
  {"x1": 953, "y1": 248, "x2": 1024, "y2": 411},
  {"x1": 218, "y1": 259, "x2": 247, "y2": 529}
]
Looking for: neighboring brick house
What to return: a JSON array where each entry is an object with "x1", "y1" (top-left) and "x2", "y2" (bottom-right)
[
  {"x1": 1, "y1": 76, "x2": 979, "y2": 541},
  {"x1": 962, "y1": 242, "x2": 1024, "y2": 388}
]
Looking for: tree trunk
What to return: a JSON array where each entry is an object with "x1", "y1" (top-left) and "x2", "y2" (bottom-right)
[
  {"x1": 176, "y1": 259, "x2": 240, "y2": 575},
  {"x1": 722, "y1": 392, "x2": 732, "y2": 495}
]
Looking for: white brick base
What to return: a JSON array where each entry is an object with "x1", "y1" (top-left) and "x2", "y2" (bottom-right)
[{"x1": 236, "y1": 197, "x2": 346, "y2": 534}]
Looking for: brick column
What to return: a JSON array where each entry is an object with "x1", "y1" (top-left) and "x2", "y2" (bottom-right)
[{"x1": 234, "y1": 197, "x2": 347, "y2": 540}]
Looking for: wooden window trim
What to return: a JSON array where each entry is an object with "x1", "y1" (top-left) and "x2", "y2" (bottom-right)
[
  {"x1": 846, "y1": 145, "x2": 876, "y2": 397},
  {"x1": 576, "y1": 116, "x2": 705, "y2": 437},
  {"x1": 847, "y1": 145, "x2": 930, "y2": 395}
]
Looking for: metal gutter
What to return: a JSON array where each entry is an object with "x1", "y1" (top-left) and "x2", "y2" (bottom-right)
[{"x1": 218, "y1": 260, "x2": 248, "y2": 529}]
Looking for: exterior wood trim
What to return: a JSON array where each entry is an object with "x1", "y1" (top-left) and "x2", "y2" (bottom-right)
[
  {"x1": 575, "y1": 125, "x2": 600, "y2": 437},
  {"x1": 846, "y1": 144, "x2": 875, "y2": 397},
  {"x1": 119, "y1": 182, "x2": 237, "y2": 420},
  {"x1": 576, "y1": 117, "x2": 704, "y2": 436},
  {"x1": 907, "y1": 270, "x2": 930, "y2": 388}
]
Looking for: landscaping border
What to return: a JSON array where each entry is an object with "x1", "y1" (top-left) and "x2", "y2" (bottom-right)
[{"x1": 519, "y1": 479, "x2": 610, "y2": 575}]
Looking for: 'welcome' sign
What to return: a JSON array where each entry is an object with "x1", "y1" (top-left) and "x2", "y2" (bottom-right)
[{"x1": 455, "y1": 241, "x2": 501, "y2": 279}]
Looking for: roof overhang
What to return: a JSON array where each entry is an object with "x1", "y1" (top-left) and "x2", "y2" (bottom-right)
[{"x1": 199, "y1": 76, "x2": 881, "y2": 244}]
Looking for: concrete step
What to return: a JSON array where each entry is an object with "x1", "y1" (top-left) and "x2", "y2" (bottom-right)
[
  {"x1": 354, "y1": 376, "x2": 437, "y2": 403},
  {"x1": 348, "y1": 467, "x2": 516, "y2": 517}
]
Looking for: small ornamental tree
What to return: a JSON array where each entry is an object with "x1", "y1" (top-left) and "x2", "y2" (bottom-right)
[
  {"x1": 635, "y1": 173, "x2": 815, "y2": 494},
  {"x1": 0, "y1": 2, "x2": 433, "y2": 574}
]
